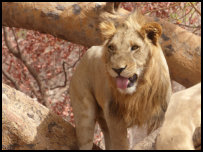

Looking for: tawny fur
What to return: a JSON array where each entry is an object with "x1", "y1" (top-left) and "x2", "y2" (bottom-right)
[
  {"x1": 70, "y1": 11, "x2": 171, "y2": 150},
  {"x1": 156, "y1": 83, "x2": 201, "y2": 150}
]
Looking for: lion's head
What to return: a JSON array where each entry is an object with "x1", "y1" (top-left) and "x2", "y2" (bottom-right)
[
  {"x1": 100, "y1": 12, "x2": 162, "y2": 94},
  {"x1": 100, "y1": 11, "x2": 171, "y2": 131}
]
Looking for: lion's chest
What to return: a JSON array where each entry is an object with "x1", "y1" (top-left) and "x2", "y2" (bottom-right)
[{"x1": 108, "y1": 95, "x2": 142, "y2": 127}]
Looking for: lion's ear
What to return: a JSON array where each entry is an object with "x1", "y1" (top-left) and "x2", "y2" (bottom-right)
[
  {"x1": 140, "y1": 22, "x2": 162, "y2": 45},
  {"x1": 99, "y1": 21, "x2": 116, "y2": 39}
]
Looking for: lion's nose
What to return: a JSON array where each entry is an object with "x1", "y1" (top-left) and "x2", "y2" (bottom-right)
[{"x1": 112, "y1": 66, "x2": 126, "y2": 75}]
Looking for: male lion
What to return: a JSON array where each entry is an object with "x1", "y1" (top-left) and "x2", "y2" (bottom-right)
[{"x1": 70, "y1": 11, "x2": 171, "y2": 150}]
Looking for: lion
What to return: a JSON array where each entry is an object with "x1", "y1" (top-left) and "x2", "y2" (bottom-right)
[
  {"x1": 156, "y1": 83, "x2": 201, "y2": 150},
  {"x1": 69, "y1": 11, "x2": 171, "y2": 150}
]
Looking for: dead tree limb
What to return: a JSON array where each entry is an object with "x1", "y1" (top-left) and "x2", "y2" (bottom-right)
[
  {"x1": 2, "y1": 83, "x2": 101, "y2": 150},
  {"x1": 2, "y1": 2, "x2": 201, "y2": 87}
]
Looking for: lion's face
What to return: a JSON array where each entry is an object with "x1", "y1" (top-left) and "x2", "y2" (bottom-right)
[
  {"x1": 100, "y1": 13, "x2": 162, "y2": 94},
  {"x1": 104, "y1": 27, "x2": 150, "y2": 94}
]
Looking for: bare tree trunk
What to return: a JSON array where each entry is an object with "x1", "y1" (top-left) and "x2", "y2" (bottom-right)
[
  {"x1": 2, "y1": 2, "x2": 107, "y2": 47},
  {"x1": 150, "y1": 17, "x2": 201, "y2": 88},
  {"x1": 2, "y1": 83, "x2": 101, "y2": 150},
  {"x1": 2, "y1": 2, "x2": 201, "y2": 87}
]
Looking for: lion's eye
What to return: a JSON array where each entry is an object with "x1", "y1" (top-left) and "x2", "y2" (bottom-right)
[
  {"x1": 131, "y1": 45, "x2": 139, "y2": 51},
  {"x1": 108, "y1": 45, "x2": 114, "y2": 51}
]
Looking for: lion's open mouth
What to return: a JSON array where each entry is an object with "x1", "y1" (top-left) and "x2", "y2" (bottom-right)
[{"x1": 116, "y1": 74, "x2": 138, "y2": 89}]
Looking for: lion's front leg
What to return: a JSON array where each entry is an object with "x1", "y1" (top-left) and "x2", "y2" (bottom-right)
[
  {"x1": 70, "y1": 90, "x2": 97, "y2": 150},
  {"x1": 104, "y1": 109, "x2": 129, "y2": 149},
  {"x1": 108, "y1": 117, "x2": 128, "y2": 149}
]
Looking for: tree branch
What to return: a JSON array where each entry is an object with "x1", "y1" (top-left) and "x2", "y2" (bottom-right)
[
  {"x1": 2, "y1": 83, "x2": 101, "y2": 150},
  {"x1": 50, "y1": 48, "x2": 81, "y2": 90},
  {"x1": 190, "y1": 2, "x2": 201, "y2": 16},
  {"x1": 3, "y1": 26, "x2": 46, "y2": 104},
  {"x1": 2, "y1": 68, "x2": 20, "y2": 90}
]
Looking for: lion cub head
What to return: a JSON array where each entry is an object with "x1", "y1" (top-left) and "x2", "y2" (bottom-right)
[{"x1": 100, "y1": 12, "x2": 162, "y2": 94}]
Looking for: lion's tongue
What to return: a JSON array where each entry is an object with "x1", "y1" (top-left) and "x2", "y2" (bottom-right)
[{"x1": 116, "y1": 76, "x2": 128, "y2": 89}]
